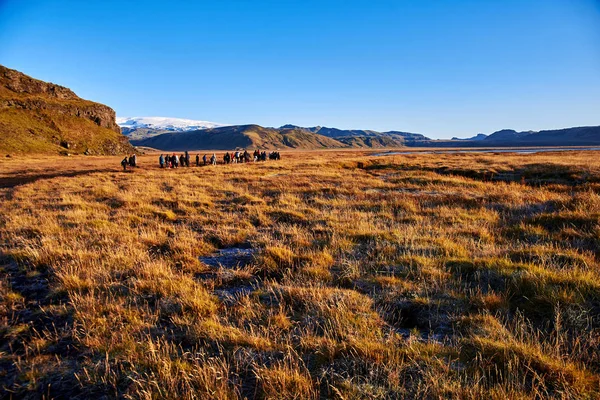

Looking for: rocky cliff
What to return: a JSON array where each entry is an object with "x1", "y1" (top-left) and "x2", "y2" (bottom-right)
[{"x1": 0, "y1": 65, "x2": 133, "y2": 155}]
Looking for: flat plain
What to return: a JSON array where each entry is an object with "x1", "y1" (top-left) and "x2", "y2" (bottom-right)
[{"x1": 1, "y1": 150, "x2": 599, "y2": 399}]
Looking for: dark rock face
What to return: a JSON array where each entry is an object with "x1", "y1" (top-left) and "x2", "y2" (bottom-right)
[{"x1": 1, "y1": 66, "x2": 78, "y2": 100}]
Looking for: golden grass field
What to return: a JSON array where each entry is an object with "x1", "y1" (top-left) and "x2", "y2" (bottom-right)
[{"x1": 1, "y1": 150, "x2": 599, "y2": 399}]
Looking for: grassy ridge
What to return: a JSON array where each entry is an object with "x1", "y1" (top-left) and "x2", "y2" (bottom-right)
[
  {"x1": 0, "y1": 66, "x2": 133, "y2": 155},
  {"x1": 0, "y1": 151, "x2": 599, "y2": 398}
]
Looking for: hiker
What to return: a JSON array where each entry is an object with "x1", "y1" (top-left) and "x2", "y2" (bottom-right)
[
  {"x1": 203, "y1": 154, "x2": 207, "y2": 165},
  {"x1": 180, "y1": 153, "x2": 186, "y2": 167},
  {"x1": 243, "y1": 150, "x2": 250, "y2": 163},
  {"x1": 121, "y1": 157, "x2": 128, "y2": 170},
  {"x1": 224, "y1": 152, "x2": 231, "y2": 164},
  {"x1": 184, "y1": 151, "x2": 190, "y2": 167},
  {"x1": 159, "y1": 154, "x2": 165, "y2": 168},
  {"x1": 132, "y1": 154, "x2": 137, "y2": 167},
  {"x1": 173, "y1": 154, "x2": 179, "y2": 168},
  {"x1": 195, "y1": 154, "x2": 200, "y2": 166},
  {"x1": 235, "y1": 151, "x2": 240, "y2": 163},
  {"x1": 231, "y1": 152, "x2": 235, "y2": 164},
  {"x1": 211, "y1": 153, "x2": 217, "y2": 165}
]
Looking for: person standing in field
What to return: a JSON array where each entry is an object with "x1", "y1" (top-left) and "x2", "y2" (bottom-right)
[
  {"x1": 121, "y1": 157, "x2": 128, "y2": 170},
  {"x1": 173, "y1": 154, "x2": 179, "y2": 168},
  {"x1": 211, "y1": 153, "x2": 217, "y2": 165},
  {"x1": 196, "y1": 154, "x2": 200, "y2": 166},
  {"x1": 159, "y1": 154, "x2": 165, "y2": 168},
  {"x1": 203, "y1": 154, "x2": 207, "y2": 165}
]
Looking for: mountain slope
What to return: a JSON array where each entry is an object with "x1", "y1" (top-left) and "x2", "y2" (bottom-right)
[
  {"x1": 336, "y1": 135, "x2": 407, "y2": 148},
  {"x1": 280, "y1": 124, "x2": 429, "y2": 145},
  {"x1": 131, "y1": 125, "x2": 348, "y2": 151},
  {"x1": 0, "y1": 65, "x2": 133, "y2": 155}
]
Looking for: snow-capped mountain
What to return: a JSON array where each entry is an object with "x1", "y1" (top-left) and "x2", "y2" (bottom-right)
[
  {"x1": 117, "y1": 116, "x2": 227, "y2": 132},
  {"x1": 117, "y1": 116, "x2": 229, "y2": 141}
]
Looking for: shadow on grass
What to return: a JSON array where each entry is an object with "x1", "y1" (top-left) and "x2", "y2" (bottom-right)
[
  {"x1": 0, "y1": 258, "x2": 113, "y2": 398},
  {"x1": 0, "y1": 168, "x2": 127, "y2": 189},
  {"x1": 359, "y1": 161, "x2": 597, "y2": 186}
]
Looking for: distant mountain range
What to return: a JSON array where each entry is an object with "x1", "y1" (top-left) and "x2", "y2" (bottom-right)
[
  {"x1": 128, "y1": 123, "x2": 431, "y2": 150},
  {"x1": 130, "y1": 124, "x2": 365, "y2": 151},
  {"x1": 127, "y1": 117, "x2": 600, "y2": 151},
  {"x1": 434, "y1": 127, "x2": 600, "y2": 147}
]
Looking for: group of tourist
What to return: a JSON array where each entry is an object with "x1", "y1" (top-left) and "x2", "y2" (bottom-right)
[
  {"x1": 121, "y1": 150, "x2": 282, "y2": 170},
  {"x1": 158, "y1": 150, "x2": 281, "y2": 169},
  {"x1": 121, "y1": 154, "x2": 137, "y2": 170},
  {"x1": 160, "y1": 151, "x2": 192, "y2": 168}
]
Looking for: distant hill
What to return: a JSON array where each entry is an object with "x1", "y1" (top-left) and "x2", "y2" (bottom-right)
[
  {"x1": 0, "y1": 65, "x2": 133, "y2": 155},
  {"x1": 451, "y1": 133, "x2": 488, "y2": 141},
  {"x1": 436, "y1": 126, "x2": 600, "y2": 147},
  {"x1": 118, "y1": 116, "x2": 228, "y2": 140},
  {"x1": 130, "y1": 124, "x2": 347, "y2": 151},
  {"x1": 335, "y1": 135, "x2": 407, "y2": 148}
]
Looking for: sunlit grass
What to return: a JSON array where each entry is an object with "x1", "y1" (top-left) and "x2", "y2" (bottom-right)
[{"x1": 0, "y1": 150, "x2": 599, "y2": 398}]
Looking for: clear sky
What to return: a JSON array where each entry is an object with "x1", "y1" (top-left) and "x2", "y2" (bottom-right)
[{"x1": 1, "y1": 0, "x2": 599, "y2": 139}]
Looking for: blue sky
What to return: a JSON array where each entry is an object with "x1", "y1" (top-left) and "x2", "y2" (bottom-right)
[{"x1": 1, "y1": 0, "x2": 599, "y2": 139}]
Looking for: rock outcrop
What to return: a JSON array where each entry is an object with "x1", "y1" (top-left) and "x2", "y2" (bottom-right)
[{"x1": 0, "y1": 65, "x2": 133, "y2": 155}]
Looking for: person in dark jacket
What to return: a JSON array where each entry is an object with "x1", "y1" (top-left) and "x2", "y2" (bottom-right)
[
  {"x1": 159, "y1": 154, "x2": 165, "y2": 168},
  {"x1": 121, "y1": 157, "x2": 128, "y2": 170},
  {"x1": 196, "y1": 154, "x2": 200, "y2": 166}
]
